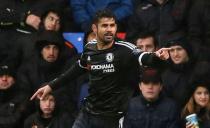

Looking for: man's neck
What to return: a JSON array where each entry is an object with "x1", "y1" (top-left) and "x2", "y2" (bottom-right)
[
  {"x1": 156, "y1": 0, "x2": 165, "y2": 5},
  {"x1": 97, "y1": 41, "x2": 114, "y2": 50},
  {"x1": 42, "y1": 114, "x2": 52, "y2": 119}
]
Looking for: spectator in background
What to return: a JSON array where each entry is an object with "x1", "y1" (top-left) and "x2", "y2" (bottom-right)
[
  {"x1": 39, "y1": 8, "x2": 62, "y2": 32},
  {"x1": 2, "y1": 0, "x2": 73, "y2": 32},
  {"x1": 70, "y1": 0, "x2": 133, "y2": 32},
  {"x1": 17, "y1": 31, "x2": 78, "y2": 117},
  {"x1": 38, "y1": 8, "x2": 77, "y2": 59},
  {"x1": 0, "y1": 64, "x2": 26, "y2": 128},
  {"x1": 162, "y1": 32, "x2": 195, "y2": 109},
  {"x1": 0, "y1": 0, "x2": 40, "y2": 65},
  {"x1": 181, "y1": 80, "x2": 210, "y2": 128},
  {"x1": 126, "y1": 0, "x2": 191, "y2": 47},
  {"x1": 123, "y1": 67, "x2": 180, "y2": 128},
  {"x1": 188, "y1": 0, "x2": 210, "y2": 61},
  {"x1": 132, "y1": 31, "x2": 159, "y2": 97},
  {"x1": 0, "y1": 0, "x2": 42, "y2": 31},
  {"x1": 6, "y1": 7, "x2": 77, "y2": 69},
  {"x1": 188, "y1": 4, "x2": 210, "y2": 104},
  {"x1": 83, "y1": 31, "x2": 97, "y2": 45},
  {"x1": 134, "y1": 31, "x2": 158, "y2": 52},
  {"x1": 0, "y1": 0, "x2": 77, "y2": 65},
  {"x1": 24, "y1": 93, "x2": 74, "y2": 128}
]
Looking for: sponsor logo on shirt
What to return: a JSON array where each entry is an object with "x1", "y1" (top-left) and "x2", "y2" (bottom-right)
[{"x1": 91, "y1": 63, "x2": 115, "y2": 73}]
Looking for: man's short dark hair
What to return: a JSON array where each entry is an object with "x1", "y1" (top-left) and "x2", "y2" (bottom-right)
[
  {"x1": 39, "y1": 6, "x2": 63, "y2": 32},
  {"x1": 92, "y1": 9, "x2": 116, "y2": 25},
  {"x1": 135, "y1": 31, "x2": 158, "y2": 48}
]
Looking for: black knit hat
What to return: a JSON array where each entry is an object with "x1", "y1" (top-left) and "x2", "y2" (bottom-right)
[
  {"x1": 36, "y1": 30, "x2": 64, "y2": 51},
  {"x1": 187, "y1": 78, "x2": 210, "y2": 101},
  {"x1": 192, "y1": 80, "x2": 210, "y2": 92},
  {"x1": 164, "y1": 32, "x2": 193, "y2": 56},
  {"x1": 0, "y1": 64, "x2": 16, "y2": 78},
  {"x1": 140, "y1": 67, "x2": 162, "y2": 83}
]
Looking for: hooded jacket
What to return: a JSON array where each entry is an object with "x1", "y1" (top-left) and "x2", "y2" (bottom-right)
[{"x1": 17, "y1": 33, "x2": 78, "y2": 115}]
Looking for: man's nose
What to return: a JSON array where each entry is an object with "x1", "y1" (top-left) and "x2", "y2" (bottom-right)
[{"x1": 2, "y1": 75, "x2": 8, "y2": 81}]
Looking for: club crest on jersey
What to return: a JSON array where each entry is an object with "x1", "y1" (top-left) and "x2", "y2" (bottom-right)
[{"x1": 106, "y1": 53, "x2": 114, "y2": 62}]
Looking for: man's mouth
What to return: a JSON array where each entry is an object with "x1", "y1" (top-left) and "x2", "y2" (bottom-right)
[
  {"x1": 104, "y1": 34, "x2": 113, "y2": 39},
  {"x1": 48, "y1": 56, "x2": 55, "y2": 59}
]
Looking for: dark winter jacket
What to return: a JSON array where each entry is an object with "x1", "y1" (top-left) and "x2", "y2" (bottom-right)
[
  {"x1": 0, "y1": 0, "x2": 41, "y2": 28},
  {"x1": 0, "y1": 84, "x2": 26, "y2": 128},
  {"x1": 188, "y1": 0, "x2": 210, "y2": 61},
  {"x1": 162, "y1": 61, "x2": 195, "y2": 109},
  {"x1": 17, "y1": 53, "x2": 78, "y2": 115},
  {"x1": 123, "y1": 94, "x2": 180, "y2": 128},
  {"x1": 0, "y1": 0, "x2": 69, "y2": 28},
  {"x1": 0, "y1": 0, "x2": 55, "y2": 64},
  {"x1": 126, "y1": 0, "x2": 190, "y2": 47},
  {"x1": 24, "y1": 111, "x2": 74, "y2": 128},
  {"x1": 24, "y1": 92, "x2": 74, "y2": 128}
]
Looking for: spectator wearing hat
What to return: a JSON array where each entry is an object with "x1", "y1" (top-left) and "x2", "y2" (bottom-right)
[
  {"x1": 162, "y1": 32, "x2": 196, "y2": 109},
  {"x1": 123, "y1": 67, "x2": 180, "y2": 128},
  {"x1": 5, "y1": 6, "x2": 77, "y2": 70},
  {"x1": 17, "y1": 31, "x2": 78, "y2": 118},
  {"x1": 24, "y1": 93, "x2": 74, "y2": 128},
  {"x1": 0, "y1": 64, "x2": 27, "y2": 128},
  {"x1": 181, "y1": 79, "x2": 210, "y2": 128}
]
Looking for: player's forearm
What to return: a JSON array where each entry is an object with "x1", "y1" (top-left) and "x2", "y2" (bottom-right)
[
  {"x1": 138, "y1": 52, "x2": 164, "y2": 67},
  {"x1": 48, "y1": 61, "x2": 86, "y2": 90}
]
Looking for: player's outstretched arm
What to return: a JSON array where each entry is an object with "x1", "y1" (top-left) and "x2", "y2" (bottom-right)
[
  {"x1": 30, "y1": 61, "x2": 87, "y2": 100},
  {"x1": 136, "y1": 47, "x2": 171, "y2": 67},
  {"x1": 30, "y1": 85, "x2": 52, "y2": 100}
]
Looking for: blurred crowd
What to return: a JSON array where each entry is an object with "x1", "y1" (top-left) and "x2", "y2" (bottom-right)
[{"x1": 0, "y1": 0, "x2": 210, "y2": 128}]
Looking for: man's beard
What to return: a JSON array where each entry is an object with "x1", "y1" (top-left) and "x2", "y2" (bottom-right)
[{"x1": 103, "y1": 33, "x2": 115, "y2": 44}]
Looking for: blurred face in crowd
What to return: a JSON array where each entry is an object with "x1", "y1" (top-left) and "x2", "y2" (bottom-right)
[
  {"x1": 0, "y1": 75, "x2": 15, "y2": 90},
  {"x1": 139, "y1": 82, "x2": 162, "y2": 101},
  {"x1": 41, "y1": 44, "x2": 59, "y2": 62},
  {"x1": 193, "y1": 86, "x2": 210, "y2": 108},
  {"x1": 169, "y1": 45, "x2": 189, "y2": 64},
  {"x1": 40, "y1": 94, "x2": 55, "y2": 118},
  {"x1": 92, "y1": 17, "x2": 117, "y2": 45},
  {"x1": 44, "y1": 12, "x2": 60, "y2": 31},
  {"x1": 87, "y1": 32, "x2": 96, "y2": 42},
  {"x1": 136, "y1": 36, "x2": 156, "y2": 52}
]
